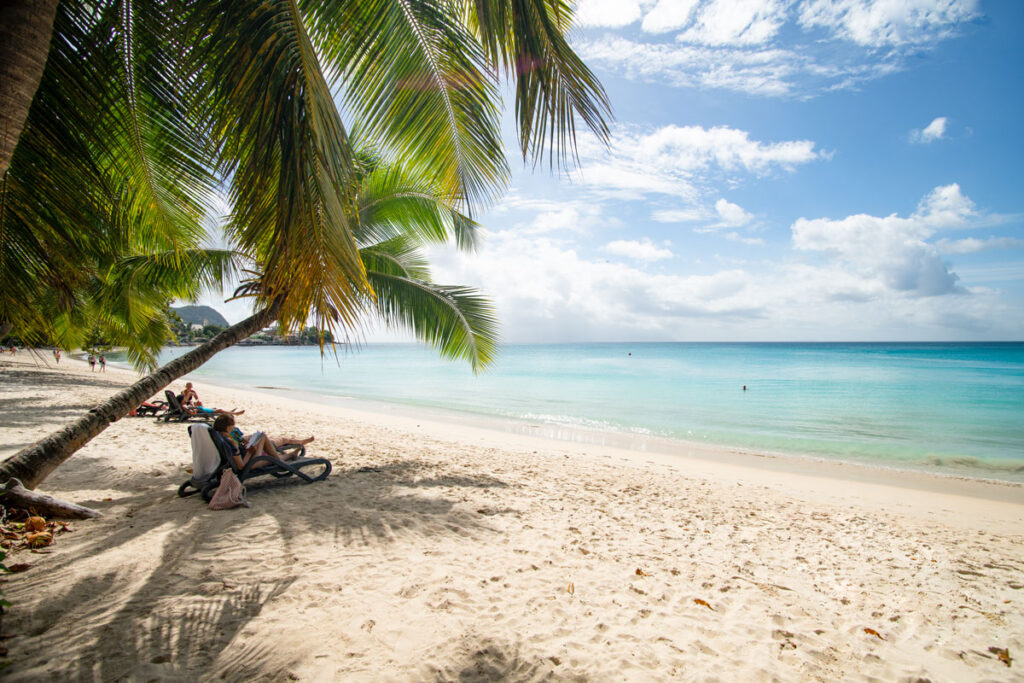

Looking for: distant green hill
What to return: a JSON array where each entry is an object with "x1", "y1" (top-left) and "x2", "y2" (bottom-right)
[{"x1": 172, "y1": 305, "x2": 229, "y2": 328}]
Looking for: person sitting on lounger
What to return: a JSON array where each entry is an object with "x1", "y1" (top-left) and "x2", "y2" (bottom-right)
[
  {"x1": 177, "y1": 382, "x2": 200, "y2": 407},
  {"x1": 212, "y1": 414, "x2": 314, "y2": 469}
]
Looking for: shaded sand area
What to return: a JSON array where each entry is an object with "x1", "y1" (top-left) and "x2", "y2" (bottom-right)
[{"x1": 0, "y1": 355, "x2": 1022, "y2": 681}]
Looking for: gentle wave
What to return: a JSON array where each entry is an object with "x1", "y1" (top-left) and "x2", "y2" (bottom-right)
[{"x1": 142, "y1": 342, "x2": 1024, "y2": 484}]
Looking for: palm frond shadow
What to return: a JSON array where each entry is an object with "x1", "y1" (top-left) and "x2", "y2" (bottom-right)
[
  {"x1": 134, "y1": 579, "x2": 296, "y2": 680},
  {"x1": 8, "y1": 519, "x2": 299, "y2": 681},
  {"x1": 4, "y1": 447, "x2": 513, "y2": 678},
  {"x1": 427, "y1": 637, "x2": 553, "y2": 683},
  {"x1": 217, "y1": 459, "x2": 509, "y2": 550}
]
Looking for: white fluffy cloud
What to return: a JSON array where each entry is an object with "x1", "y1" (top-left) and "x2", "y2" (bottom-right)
[
  {"x1": 424, "y1": 213, "x2": 1017, "y2": 342},
  {"x1": 575, "y1": 125, "x2": 823, "y2": 201},
  {"x1": 428, "y1": 231, "x2": 765, "y2": 341},
  {"x1": 799, "y1": 0, "x2": 978, "y2": 47},
  {"x1": 571, "y1": 126, "x2": 815, "y2": 238},
  {"x1": 637, "y1": 125, "x2": 820, "y2": 173},
  {"x1": 679, "y1": 0, "x2": 790, "y2": 46},
  {"x1": 642, "y1": 0, "x2": 701, "y2": 33},
  {"x1": 936, "y1": 237, "x2": 1024, "y2": 254},
  {"x1": 911, "y1": 116, "x2": 949, "y2": 143},
  {"x1": 791, "y1": 183, "x2": 982, "y2": 296},
  {"x1": 576, "y1": 38, "x2": 805, "y2": 96},
  {"x1": 574, "y1": 0, "x2": 978, "y2": 96},
  {"x1": 575, "y1": 0, "x2": 645, "y2": 28},
  {"x1": 602, "y1": 238, "x2": 675, "y2": 262},
  {"x1": 917, "y1": 182, "x2": 974, "y2": 227},
  {"x1": 714, "y1": 198, "x2": 755, "y2": 227}
]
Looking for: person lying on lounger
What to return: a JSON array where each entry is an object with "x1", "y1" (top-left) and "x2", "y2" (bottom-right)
[
  {"x1": 212, "y1": 414, "x2": 314, "y2": 469},
  {"x1": 187, "y1": 404, "x2": 244, "y2": 418},
  {"x1": 129, "y1": 401, "x2": 165, "y2": 417}
]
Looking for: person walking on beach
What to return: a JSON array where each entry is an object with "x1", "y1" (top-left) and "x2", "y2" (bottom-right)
[
  {"x1": 54, "y1": 348, "x2": 61, "y2": 363},
  {"x1": 88, "y1": 354, "x2": 96, "y2": 371},
  {"x1": 99, "y1": 355, "x2": 106, "y2": 372}
]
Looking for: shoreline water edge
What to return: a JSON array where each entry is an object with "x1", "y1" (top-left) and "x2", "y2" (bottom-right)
[
  {"x1": 136, "y1": 341, "x2": 1024, "y2": 487},
  {"x1": 1, "y1": 355, "x2": 1022, "y2": 680}
]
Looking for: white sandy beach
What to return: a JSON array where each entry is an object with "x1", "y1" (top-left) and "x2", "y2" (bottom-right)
[{"x1": 1, "y1": 354, "x2": 1022, "y2": 681}]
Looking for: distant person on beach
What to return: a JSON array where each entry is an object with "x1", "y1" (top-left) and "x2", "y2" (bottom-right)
[
  {"x1": 212, "y1": 414, "x2": 313, "y2": 469},
  {"x1": 88, "y1": 354, "x2": 96, "y2": 370},
  {"x1": 54, "y1": 349, "x2": 61, "y2": 363},
  {"x1": 743, "y1": 385, "x2": 747, "y2": 391},
  {"x1": 177, "y1": 382, "x2": 200, "y2": 407},
  {"x1": 99, "y1": 355, "x2": 106, "y2": 372}
]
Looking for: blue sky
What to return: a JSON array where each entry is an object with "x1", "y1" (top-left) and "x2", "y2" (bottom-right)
[
  {"x1": 204, "y1": 0, "x2": 1023, "y2": 343},
  {"x1": 427, "y1": 0, "x2": 1024, "y2": 342}
]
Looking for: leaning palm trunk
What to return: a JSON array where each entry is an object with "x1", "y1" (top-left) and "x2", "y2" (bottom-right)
[
  {"x1": 0, "y1": 299, "x2": 282, "y2": 490},
  {"x1": 0, "y1": 0, "x2": 60, "y2": 177}
]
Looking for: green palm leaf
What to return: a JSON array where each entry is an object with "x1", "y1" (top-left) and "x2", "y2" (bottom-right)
[
  {"x1": 463, "y1": 0, "x2": 613, "y2": 168},
  {"x1": 367, "y1": 270, "x2": 499, "y2": 372},
  {"x1": 197, "y1": 0, "x2": 370, "y2": 334},
  {"x1": 313, "y1": 0, "x2": 509, "y2": 211},
  {"x1": 357, "y1": 161, "x2": 482, "y2": 251}
]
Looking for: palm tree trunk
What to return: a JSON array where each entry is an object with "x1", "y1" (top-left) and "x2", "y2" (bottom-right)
[
  {"x1": 0, "y1": 0, "x2": 60, "y2": 177},
  {"x1": 0, "y1": 299, "x2": 282, "y2": 490}
]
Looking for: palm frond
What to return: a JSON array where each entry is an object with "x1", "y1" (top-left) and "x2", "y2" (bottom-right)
[
  {"x1": 311, "y1": 0, "x2": 509, "y2": 211},
  {"x1": 0, "y1": 0, "x2": 219, "y2": 346},
  {"x1": 357, "y1": 162, "x2": 482, "y2": 251},
  {"x1": 197, "y1": 0, "x2": 370, "y2": 334},
  {"x1": 365, "y1": 269, "x2": 499, "y2": 372},
  {"x1": 360, "y1": 235, "x2": 432, "y2": 281},
  {"x1": 463, "y1": 0, "x2": 613, "y2": 169}
]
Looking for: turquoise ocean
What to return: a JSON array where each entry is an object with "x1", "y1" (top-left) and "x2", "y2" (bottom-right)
[{"x1": 153, "y1": 342, "x2": 1024, "y2": 483}]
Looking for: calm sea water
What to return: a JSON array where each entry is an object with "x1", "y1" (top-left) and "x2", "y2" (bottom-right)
[{"x1": 152, "y1": 342, "x2": 1024, "y2": 482}]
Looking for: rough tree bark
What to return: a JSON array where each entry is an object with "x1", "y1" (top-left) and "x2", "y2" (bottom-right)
[
  {"x1": 0, "y1": 300, "x2": 282, "y2": 490},
  {"x1": 0, "y1": 0, "x2": 61, "y2": 177}
]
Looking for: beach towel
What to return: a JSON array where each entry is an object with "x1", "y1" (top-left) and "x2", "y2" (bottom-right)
[
  {"x1": 189, "y1": 423, "x2": 221, "y2": 482},
  {"x1": 208, "y1": 470, "x2": 248, "y2": 510}
]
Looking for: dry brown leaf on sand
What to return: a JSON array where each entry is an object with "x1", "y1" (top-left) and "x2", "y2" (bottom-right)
[
  {"x1": 567, "y1": 582, "x2": 575, "y2": 595},
  {"x1": 694, "y1": 599, "x2": 714, "y2": 611},
  {"x1": 6, "y1": 563, "x2": 31, "y2": 573},
  {"x1": 26, "y1": 516, "x2": 46, "y2": 532},
  {"x1": 635, "y1": 568, "x2": 651, "y2": 576},
  {"x1": 25, "y1": 531, "x2": 53, "y2": 548},
  {"x1": 864, "y1": 628, "x2": 884, "y2": 640},
  {"x1": 988, "y1": 647, "x2": 1012, "y2": 667}
]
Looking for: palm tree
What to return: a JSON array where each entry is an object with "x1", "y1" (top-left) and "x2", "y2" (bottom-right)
[
  {"x1": 0, "y1": 0, "x2": 60, "y2": 179},
  {"x1": 0, "y1": 0, "x2": 610, "y2": 489},
  {"x1": 3, "y1": 0, "x2": 609, "y2": 346},
  {"x1": 0, "y1": 150, "x2": 498, "y2": 489}
]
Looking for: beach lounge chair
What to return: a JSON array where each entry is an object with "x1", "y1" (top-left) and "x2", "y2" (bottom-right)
[
  {"x1": 131, "y1": 400, "x2": 167, "y2": 417},
  {"x1": 177, "y1": 423, "x2": 331, "y2": 501},
  {"x1": 161, "y1": 390, "x2": 214, "y2": 423}
]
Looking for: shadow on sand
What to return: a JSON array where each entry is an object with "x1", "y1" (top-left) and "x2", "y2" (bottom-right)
[{"x1": 4, "y1": 449, "x2": 513, "y2": 680}]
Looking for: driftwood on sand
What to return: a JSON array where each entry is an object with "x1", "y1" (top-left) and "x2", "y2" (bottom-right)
[{"x1": 1, "y1": 478, "x2": 100, "y2": 519}]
